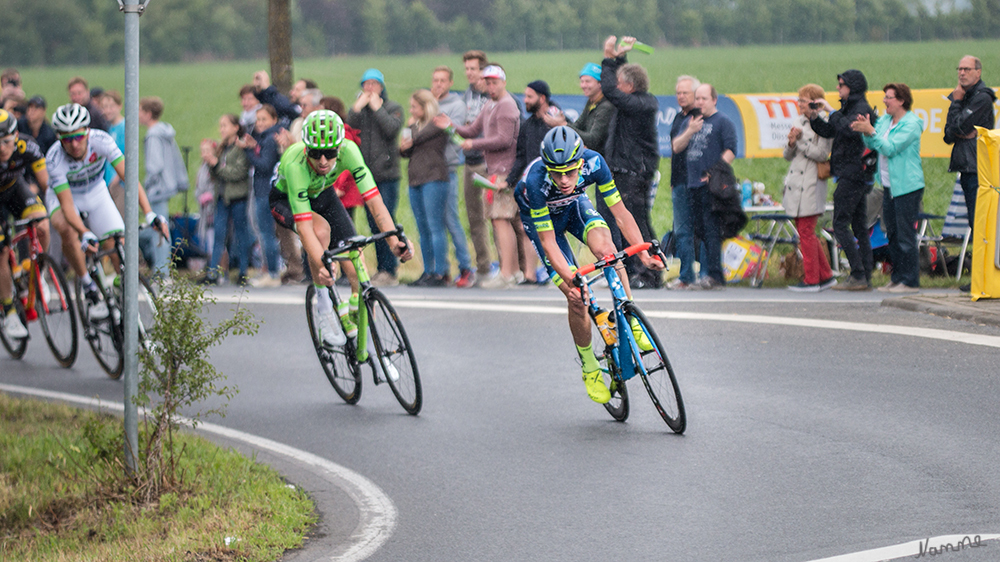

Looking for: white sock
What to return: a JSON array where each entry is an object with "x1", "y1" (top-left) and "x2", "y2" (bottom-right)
[{"x1": 314, "y1": 285, "x2": 333, "y2": 314}]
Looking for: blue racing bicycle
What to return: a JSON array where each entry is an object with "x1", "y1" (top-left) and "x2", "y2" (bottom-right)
[{"x1": 574, "y1": 241, "x2": 686, "y2": 433}]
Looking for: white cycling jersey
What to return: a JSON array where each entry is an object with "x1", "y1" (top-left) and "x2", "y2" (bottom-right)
[{"x1": 45, "y1": 129, "x2": 124, "y2": 196}]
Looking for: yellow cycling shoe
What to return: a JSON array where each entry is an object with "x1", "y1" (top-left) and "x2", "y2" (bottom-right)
[
  {"x1": 582, "y1": 369, "x2": 611, "y2": 404},
  {"x1": 630, "y1": 317, "x2": 653, "y2": 352}
]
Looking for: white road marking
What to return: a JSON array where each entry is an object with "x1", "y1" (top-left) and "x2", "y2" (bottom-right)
[
  {"x1": 0, "y1": 383, "x2": 395, "y2": 562},
  {"x1": 805, "y1": 533, "x2": 999, "y2": 561},
  {"x1": 226, "y1": 293, "x2": 1000, "y2": 349}
]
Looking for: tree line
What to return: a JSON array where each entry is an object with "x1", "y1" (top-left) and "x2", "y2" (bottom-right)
[{"x1": 1, "y1": 0, "x2": 998, "y2": 65}]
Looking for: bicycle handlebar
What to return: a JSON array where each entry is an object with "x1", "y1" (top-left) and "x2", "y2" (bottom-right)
[
  {"x1": 12, "y1": 216, "x2": 48, "y2": 229},
  {"x1": 323, "y1": 225, "x2": 408, "y2": 264},
  {"x1": 574, "y1": 240, "x2": 665, "y2": 280}
]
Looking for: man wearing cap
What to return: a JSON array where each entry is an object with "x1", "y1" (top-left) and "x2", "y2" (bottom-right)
[
  {"x1": 18, "y1": 96, "x2": 57, "y2": 154},
  {"x1": 545, "y1": 63, "x2": 614, "y2": 157},
  {"x1": 445, "y1": 64, "x2": 522, "y2": 289},
  {"x1": 347, "y1": 68, "x2": 404, "y2": 286}
]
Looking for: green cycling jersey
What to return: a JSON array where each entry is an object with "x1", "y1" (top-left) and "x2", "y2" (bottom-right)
[{"x1": 273, "y1": 139, "x2": 377, "y2": 223}]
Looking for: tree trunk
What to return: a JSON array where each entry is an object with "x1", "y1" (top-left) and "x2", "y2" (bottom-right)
[{"x1": 268, "y1": 0, "x2": 294, "y2": 94}]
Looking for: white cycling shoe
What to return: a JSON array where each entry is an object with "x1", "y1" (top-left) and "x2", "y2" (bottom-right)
[
  {"x1": 3, "y1": 312, "x2": 28, "y2": 339},
  {"x1": 317, "y1": 309, "x2": 347, "y2": 347}
]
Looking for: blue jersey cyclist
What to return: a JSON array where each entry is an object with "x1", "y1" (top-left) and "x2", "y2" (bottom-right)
[{"x1": 515, "y1": 126, "x2": 663, "y2": 404}]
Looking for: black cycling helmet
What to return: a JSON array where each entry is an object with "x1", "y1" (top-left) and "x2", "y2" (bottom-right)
[
  {"x1": 0, "y1": 109, "x2": 16, "y2": 136},
  {"x1": 540, "y1": 126, "x2": 583, "y2": 172},
  {"x1": 51, "y1": 103, "x2": 91, "y2": 133}
]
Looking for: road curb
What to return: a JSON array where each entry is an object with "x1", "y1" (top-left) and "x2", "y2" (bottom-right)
[{"x1": 881, "y1": 295, "x2": 1000, "y2": 328}]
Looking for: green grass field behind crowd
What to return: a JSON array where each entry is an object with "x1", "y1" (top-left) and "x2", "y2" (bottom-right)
[{"x1": 16, "y1": 39, "x2": 997, "y2": 280}]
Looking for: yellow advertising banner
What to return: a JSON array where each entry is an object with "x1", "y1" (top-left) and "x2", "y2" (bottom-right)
[{"x1": 731, "y1": 88, "x2": 1000, "y2": 159}]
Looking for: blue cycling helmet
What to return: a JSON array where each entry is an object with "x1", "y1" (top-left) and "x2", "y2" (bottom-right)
[{"x1": 540, "y1": 126, "x2": 583, "y2": 172}]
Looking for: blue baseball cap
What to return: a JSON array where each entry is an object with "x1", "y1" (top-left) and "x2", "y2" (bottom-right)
[
  {"x1": 360, "y1": 68, "x2": 385, "y2": 88},
  {"x1": 580, "y1": 63, "x2": 601, "y2": 81}
]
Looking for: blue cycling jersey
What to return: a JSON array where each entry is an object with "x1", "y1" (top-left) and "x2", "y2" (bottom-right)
[{"x1": 515, "y1": 148, "x2": 620, "y2": 233}]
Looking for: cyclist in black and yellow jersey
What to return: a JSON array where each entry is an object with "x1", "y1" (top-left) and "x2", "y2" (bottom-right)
[
  {"x1": 270, "y1": 109, "x2": 412, "y2": 346},
  {"x1": 0, "y1": 109, "x2": 49, "y2": 339}
]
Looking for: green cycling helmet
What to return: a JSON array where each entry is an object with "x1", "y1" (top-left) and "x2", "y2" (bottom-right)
[{"x1": 301, "y1": 110, "x2": 345, "y2": 150}]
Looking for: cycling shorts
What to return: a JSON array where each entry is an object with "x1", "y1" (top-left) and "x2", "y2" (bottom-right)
[
  {"x1": 46, "y1": 184, "x2": 124, "y2": 240},
  {"x1": 269, "y1": 186, "x2": 357, "y2": 250},
  {"x1": 515, "y1": 190, "x2": 608, "y2": 287}
]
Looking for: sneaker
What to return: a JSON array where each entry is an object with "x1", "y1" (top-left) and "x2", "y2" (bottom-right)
[
  {"x1": 666, "y1": 278, "x2": 695, "y2": 291},
  {"x1": 251, "y1": 274, "x2": 281, "y2": 288},
  {"x1": 317, "y1": 309, "x2": 346, "y2": 347},
  {"x1": 959, "y1": 283, "x2": 971, "y2": 292},
  {"x1": 424, "y1": 274, "x2": 448, "y2": 287},
  {"x1": 198, "y1": 272, "x2": 221, "y2": 286},
  {"x1": 235, "y1": 274, "x2": 250, "y2": 286},
  {"x1": 478, "y1": 273, "x2": 515, "y2": 290},
  {"x1": 85, "y1": 286, "x2": 109, "y2": 321},
  {"x1": 2, "y1": 311, "x2": 28, "y2": 339},
  {"x1": 370, "y1": 272, "x2": 398, "y2": 287},
  {"x1": 455, "y1": 269, "x2": 475, "y2": 288},
  {"x1": 629, "y1": 317, "x2": 653, "y2": 351},
  {"x1": 787, "y1": 281, "x2": 821, "y2": 293},
  {"x1": 582, "y1": 369, "x2": 611, "y2": 404},
  {"x1": 337, "y1": 302, "x2": 358, "y2": 338},
  {"x1": 832, "y1": 277, "x2": 871, "y2": 291},
  {"x1": 877, "y1": 282, "x2": 900, "y2": 293},
  {"x1": 818, "y1": 277, "x2": 838, "y2": 291},
  {"x1": 408, "y1": 273, "x2": 432, "y2": 287},
  {"x1": 888, "y1": 284, "x2": 920, "y2": 294},
  {"x1": 698, "y1": 276, "x2": 726, "y2": 290}
]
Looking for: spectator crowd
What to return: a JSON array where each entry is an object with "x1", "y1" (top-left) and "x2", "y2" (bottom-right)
[{"x1": 1, "y1": 45, "x2": 994, "y2": 294}]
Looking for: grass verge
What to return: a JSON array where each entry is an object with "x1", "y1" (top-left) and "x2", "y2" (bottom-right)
[{"x1": 0, "y1": 393, "x2": 316, "y2": 561}]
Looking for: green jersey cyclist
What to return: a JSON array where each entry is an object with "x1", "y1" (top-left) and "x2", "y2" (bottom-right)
[
  {"x1": 514, "y1": 126, "x2": 663, "y2": 404},
  {"x1": 270, "y1": 110, "x2": 412, "y2": 346}
]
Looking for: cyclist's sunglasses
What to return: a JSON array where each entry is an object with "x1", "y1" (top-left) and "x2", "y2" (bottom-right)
[
  {"x1": 307, "y1": 147, "x2": 339, "y2": 160},
  {"x1": 546, "y1": 159, "x2": 583, "y2": 175},
  {"x1": 59, "y1": 130, "x2": 88, "y2": 143}
]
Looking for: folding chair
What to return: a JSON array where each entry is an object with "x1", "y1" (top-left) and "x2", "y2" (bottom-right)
[
  {"x1": 917, "y1": 176, "x2": 972, "y2": 281},
  {"x1": 746, "y1": 213, "x2": 799, "y2": 287}
]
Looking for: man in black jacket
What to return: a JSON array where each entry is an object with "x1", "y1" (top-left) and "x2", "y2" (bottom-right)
[
  {"x1": 811, "y1": 69, "x2": 877, "y2": 291},
  {"x1": 945, "y1": 55, "x2": 996, "y2": 236},
  {"x1": 600, "y1": 35, "x2": 661, "y2": 288}
]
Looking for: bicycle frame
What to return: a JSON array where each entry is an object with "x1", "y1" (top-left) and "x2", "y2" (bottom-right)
[
  {"x1": 5, "y1": 218, "x2": 68, "y2": 321},
  {"x1": 577, "y1": 241, "x2": 666, "y2": 384}
]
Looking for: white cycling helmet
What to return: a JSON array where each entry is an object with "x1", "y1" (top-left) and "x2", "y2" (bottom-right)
[{"x1": 51, "y1": 103, "x2": 91, "y2": 133}]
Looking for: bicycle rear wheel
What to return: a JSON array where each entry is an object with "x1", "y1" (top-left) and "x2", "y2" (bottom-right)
[
  {"x1": 366, "y1": 288, "x2": 421, "y2": 415},
  {"x1": 0, "y1": 292, "x2": 28, "y2": 359},
  {"x1": 76, "y1": 278, "x2": 123, "y2": 379},
  {"x1": 305, "y1": 285, "x2": 361, "y2": 404},
  {"x1": 35, "y1": 253, "x2": 78, "y2": 367},
  {"x1": 622, "y1": 303, "x2": 685, "y2": 433}
]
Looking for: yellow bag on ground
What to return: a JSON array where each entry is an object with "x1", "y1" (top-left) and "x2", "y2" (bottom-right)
[
  {"x1": 722, "y1": 236, "x2": 765, "y2": 283},
  {"x1": 971, "y1": 127, "x2": 1000, "y2": 301}
]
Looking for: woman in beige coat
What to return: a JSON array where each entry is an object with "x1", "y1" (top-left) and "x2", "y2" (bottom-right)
[{"x1": 783, "y1": 84, "x2": 836, "y2": 291}]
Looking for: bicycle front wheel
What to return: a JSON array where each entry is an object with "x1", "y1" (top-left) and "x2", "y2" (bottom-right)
[
  {"x1": 115, "y1": 274, "x2": 158, "y2": 350},
  {"x1": 305, "y1": 285, "x2": 361, "y2": 404},
  {"x1": 366, "y1": 288, "x2": 422, "y2": 415},
  {"x1": 76, "y1": 278, "x2": 123, "y2": 379},
  {"x1": 623, "y1": 303, "x2": 685, "y2": 433},
  {"x1": 35, "y1": 253, "x2": 78, "y2": 367},
  {"x1": 0, "y1": 292, "x2": 28, "y2": 359}
]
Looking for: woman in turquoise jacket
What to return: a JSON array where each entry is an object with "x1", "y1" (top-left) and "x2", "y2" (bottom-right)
[{"x1": 852, "y1": 82, "x2": 924, "y2": 292}]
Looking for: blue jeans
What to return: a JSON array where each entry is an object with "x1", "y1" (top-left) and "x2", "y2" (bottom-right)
[
  {"x1": 210, "y1": 197, "x2": 251, "y2": 276},
  {"x1": 672, "y1": 184, "x2": 697, "y2": 284},
  {"x1": 883, "y1": 188, "x2": 922, "y2": 288},
  {"x1": 445, "y1": 171, "x2": 472, "y2": 271},
  {"x1": 254, "y1": 192, "x2": 280, "y2": 275},
  {"x1": 139, "y1": 199, "x2": 171, "y2": 278},
  {"x1": 366, "y1": 179, "x2": 399, "y2": 276},
  {"x1": 410, "y1": 180, "x2": 451, "y2": 277}
]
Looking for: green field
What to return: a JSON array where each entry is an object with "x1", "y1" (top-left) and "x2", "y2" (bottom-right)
[{"x1": 16, "y1": 39, "x2": 996, "y2": 279}]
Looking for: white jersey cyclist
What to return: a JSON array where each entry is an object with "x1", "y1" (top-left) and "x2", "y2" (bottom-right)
[{"x1": 45, "y1": 127, "x2": 125, "y2": 238}]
